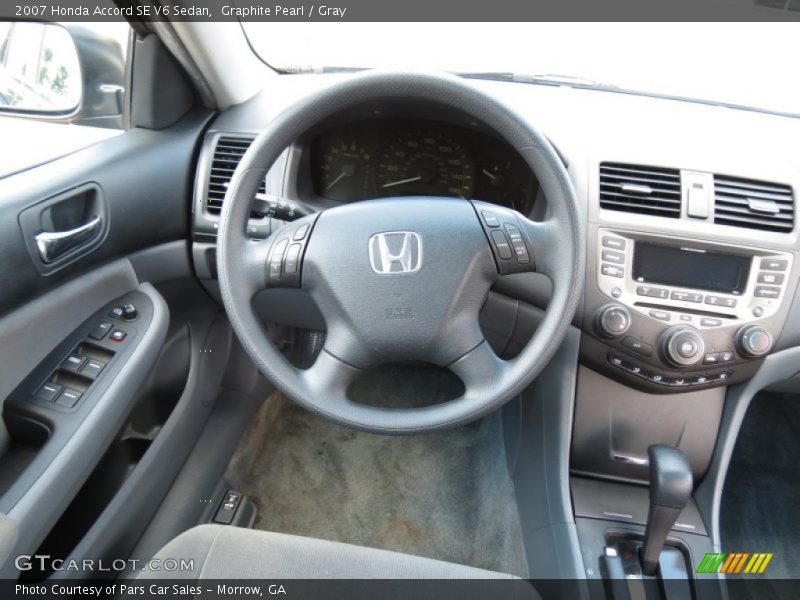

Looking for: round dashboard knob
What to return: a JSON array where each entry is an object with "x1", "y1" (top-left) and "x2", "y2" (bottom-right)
[
  {"x1": 595, "y1": 304, "x2": 631, "y2": 338},
  {"x1": 660, "y1": 326, "x2": 705, "y2": 367},
  {"x1": 736, "y1": 325, "x2": 773, "y2": 358}
]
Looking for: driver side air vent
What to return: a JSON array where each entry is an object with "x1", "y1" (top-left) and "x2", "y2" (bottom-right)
[
  {"x1": 713, "y1": 175, "x2": 794, "y2": 233},
  {"x1": 206, "y1": 135, "x2": 266, "y2": 214},
  {"x1": 599, "y1": 163, "x2": 682, "y2": 218}
]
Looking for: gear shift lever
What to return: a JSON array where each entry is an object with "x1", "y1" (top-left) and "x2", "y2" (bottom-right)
[{"x1": 640, "y1": 445, "x2": 693, "y2": 576}]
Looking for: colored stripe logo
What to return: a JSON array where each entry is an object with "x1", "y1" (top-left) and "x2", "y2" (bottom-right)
[{"x1": 697, "y1": 552, "x2": 773, "y2": 574}]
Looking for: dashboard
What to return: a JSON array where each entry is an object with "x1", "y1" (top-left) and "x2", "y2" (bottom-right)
[{"x1": 305, "y1": 118, "x2": 539, "y2": 213}]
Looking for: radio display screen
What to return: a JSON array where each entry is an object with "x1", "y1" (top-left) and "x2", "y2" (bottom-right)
[{"x1": 632, "y1": 242, "x2": 751, "y2": 294}]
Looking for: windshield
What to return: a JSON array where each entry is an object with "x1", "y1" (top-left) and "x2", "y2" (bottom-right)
[{"x1": 243, "y1": 22, "x2": 799, "y2": 117}]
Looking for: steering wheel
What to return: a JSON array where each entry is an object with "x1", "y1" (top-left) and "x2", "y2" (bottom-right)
[{"x1": 217, "y1": 71, "x2": 584, "y2": 434}]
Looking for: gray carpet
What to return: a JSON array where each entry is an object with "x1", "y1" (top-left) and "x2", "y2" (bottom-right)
[
  {"x1": 721, "y1": 392, "x2": 800, "y2": 591},
  {"x1": 225, "y1": 370, "x2": 529, "y2": 577}
]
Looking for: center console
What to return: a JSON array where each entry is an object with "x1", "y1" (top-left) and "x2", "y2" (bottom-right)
[{"x1": 582, "y1": 228, "x2": 794, "y2": 393}]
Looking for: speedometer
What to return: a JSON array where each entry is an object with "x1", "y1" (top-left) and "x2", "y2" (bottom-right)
[{"x1": 376, "y1": 129, "x2": 475, "y2": 198}]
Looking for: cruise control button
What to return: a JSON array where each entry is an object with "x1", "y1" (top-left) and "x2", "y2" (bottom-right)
[
  {"x1": 760, "y1": 258, "x2": 787, "y2": 271},
  {"x1": 284, "y1": 243, "x2": 302, "y2": 274},
  {"x1": 80, "y1": 359, "x2": 106, "y2": 380},
  {"x1": 754, "y1": 286, "x2": 780, "y2": 299},
  {"x1": 88, "y1": 321, "x2": 113, "y2": 340},
  {"x1": 649, "y1": 309, "x2": 671, "y2": 321},
  {"x1": 636, "y1": 286, "x2": 669, "y2": 299},
  {"x1": 490, "y1": 230, "x2": 513, "y2": 260},
  {"x1": 293, "y1": 223, "x2": 310, "y2": 241},
  {"x1": 602, "y1": 236, "x2": 626, "y2": 250},
  {"x1": 601, "y1": 264, "x2": 624, "y2": 278},
  {"x1": 757, "y1": 272, "x2": 784, "y2": 285},
  {"x1": 621, "y1": 337, "x2": 653, "y2": 357},
  {"x1": 601, "y1": 250, "x2": 624, "y2": 264},
  {"x1": 503, "y1": 224, "x2": 530, "y2": 263},
  {"x1": 482, "y1": 211, "x2": 501, "y2": 227},
  {"x1": 269, "y1": 239, "x2": 289, "y2": 280},
  {"x1": 36, "y1": 382, "x2": 62, "y2": 402},
  {"x1": 61, "y1": 354, "x2": 85, "y2": 373},
  {"x1": 703, "y1": 353, "x2": 720, "y2": 365},
  {"x1": 56, "y1": 388, "x2": 82, "y2": 408}
]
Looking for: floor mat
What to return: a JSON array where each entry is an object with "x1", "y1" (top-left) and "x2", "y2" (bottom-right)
[
  {"x1": 721, "y1": 392, "x2": 800, "y2": 588},
  {"x1": 225, "y1": 382, "x2": 529, "y2": 577}
]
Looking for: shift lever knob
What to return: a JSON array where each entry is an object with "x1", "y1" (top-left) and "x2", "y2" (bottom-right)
[{"x1": 640, "y1": 445, "x2": 693, "y2": 576}]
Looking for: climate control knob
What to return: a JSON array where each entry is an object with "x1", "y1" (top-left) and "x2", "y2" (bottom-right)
[
  {"x1": 594, "y1": 304, "x2": 631, "y2": 338},
  {"x1": 736, "y1": 325, "x2": 773, "y2": 358},
  {"x1": 660, "y1": 326, "x2": 705, "y2": 367}
]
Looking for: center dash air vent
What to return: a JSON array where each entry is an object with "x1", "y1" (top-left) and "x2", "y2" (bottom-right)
[
  {"x1": 206, "y1": 135, "x2": 266, "y2": 213},
  {"x1": 713, "y1": 174, "x2": 794, "y2": 233},
  {"x1": 599, "y1": 163, "x2": 682, "y2": 218}
]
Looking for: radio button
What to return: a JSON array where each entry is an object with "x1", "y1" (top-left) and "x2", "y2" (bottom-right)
[
  {"x1": 679, "y1": 315, "x2": 693, "y2": 322},
  {"x1": 703, "y1": 353, "x2": 720, "y2": 365},
  {"x1": 622, "y1": 336, "x2": 654, "y2": 357},
  {"x1": 601, "y1": 264, "x2": 624, "y2": 278},
  {"x1": 601, "y1": 250, "x2": 624, "y2": 264},
  {"x1": 752, "y1": 306, "x2": 764, "y2": 317},
  {"x1": 602, "y1": 237, "x2": 626, "y2": 250},
  {"x1": 754, "y1": 286, "x2": 781, "y2": 299},
  {"x1": 649, "y1": 309, "x2": 671, "y2": 321},
  {"x1": 700, "y1": 318, "x2": 723, "y2": 327},
  {"x1": 760, "y1": 258, "x2": 787, "y2": 272},
  {"x1": 705, "y1": 295, "x2": 737, "y2": 308},
  {"x1": 670, "y1": 291, "x2": 703, "y2": 303},
  {"x1": 757, "y1": 272, "x2": 784, "y2": 285},
  {"x1": 611, "y1": 287, "x2": 622, "y2": 299},
  {"x1": 636, "y1": 286, "x2": 669, "y2": 299}
]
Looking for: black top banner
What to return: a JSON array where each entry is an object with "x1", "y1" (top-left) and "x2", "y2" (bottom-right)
[{"x1": 4, "y1": 0, "x2": 800, "y2": 22}]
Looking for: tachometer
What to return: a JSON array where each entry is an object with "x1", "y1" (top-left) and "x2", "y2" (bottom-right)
[
  {"x1": 315, "y1": 137, "x2": 374, "y2": 201},
  {"x1": 376, "y1": 129, "x2": 475, "y2": 198}
]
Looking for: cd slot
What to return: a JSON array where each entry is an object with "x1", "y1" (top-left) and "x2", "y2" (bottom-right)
[{"x1": 633, "y1": 301, "x2": 735, "y2": 320}]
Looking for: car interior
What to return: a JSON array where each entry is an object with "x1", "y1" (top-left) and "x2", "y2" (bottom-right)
[{"x1": 1, "y1": 17, "x2": 799, "y2": 600}]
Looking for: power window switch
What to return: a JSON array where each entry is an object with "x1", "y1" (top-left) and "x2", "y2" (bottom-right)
[
  {"x1": 110, "y1": 330, "x2": 127, "y2": 342},
  {"x1": 56, "y1": 388, "x2": 82, "y2": 408},
  {"x1": 61, "y1": 353, "x2": 86, "y2": 373},
  {"x1": 36, "y1": 382, "x2": 62, "y2": 402},
  {"x1": 80, "y1": 359, "x2": 106, "y2": 380},
  {"x1": 88, "y1": 321, "x2": 113, "y2": 340}
]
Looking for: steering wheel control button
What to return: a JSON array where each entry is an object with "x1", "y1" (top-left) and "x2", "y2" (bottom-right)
[
  {"x1": 754, "y1": 286, "x2": 781, "y2": 299},
  {"x1": 671, "y1": 291, "x2": 703, "y2": 303},
  {"x1": 622, "y1": 336, "x2": 653, "y2": 357},
  {"x1": 760, "y1": 258, "x2": 788, "y2": 271},
  {"x1": 595, "y1": 305, "x2": 631, "y2": 338},
  {"x1": 602, "y1": 236, "x2": 626, "y2": 250},
  {"x1": 661, "y1": 326, "x2": 705, "y2": 367},
  {"x1": 649, "y1": 309, "x2": 671, "y2": 321},
  {"x1": 36, "y1": 382, "x2": 62, "y2": 402},
  {"x1": 636, "y1": 286, "x2": 669, "y2": 299},
  {"x1": 284, "y1": 244, "x2": 302, "y2": 274},
  {"x1": 601, "y1": 250, "x2": 624, "y2": 264},
  {"x1": 736, "y1": 325, "x2": 773, "y2": 357},
  {"x1": 269, "y1": 238, "x2": 289, "y2": 280},
  {"x1": 110, "y1": 330, "x2": 127, "y2": 342},
  {"x1": 293, "y1": 224, "x2": 310, "y2": 241},
  {"x1": 56, "y1": 388, "x2": 82, "y2": 408},
  {"x1": 503, "y1": 224, "x2": 530, "y2": 263},
  {"x1": 601, "y1": 264, "x2": 624, "y2": 278},
  {"x1": 80, "y1": 359, "x2": 106, "y2": 380},
  {"x1": 88, "y1": 321, "x2": 113, "y2": 340},
  {"x1": 482, "y1": 211, "x2": 501, "y2": 227},
  {"x1": 490, "y1": 230, "x2": 513, "y2": 260},
  {"x1": 61, "y1": 353, "x2": 86, "y2": 374}
]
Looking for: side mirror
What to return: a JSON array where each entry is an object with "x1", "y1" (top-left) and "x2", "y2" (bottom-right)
[{"x1": 0, "y1": 21, "x2": 82, "y2": 115}]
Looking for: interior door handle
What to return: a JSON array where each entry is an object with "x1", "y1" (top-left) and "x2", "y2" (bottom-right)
[{"x1": 35, "y1": 216, "x2": 103, "y2": 264}]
